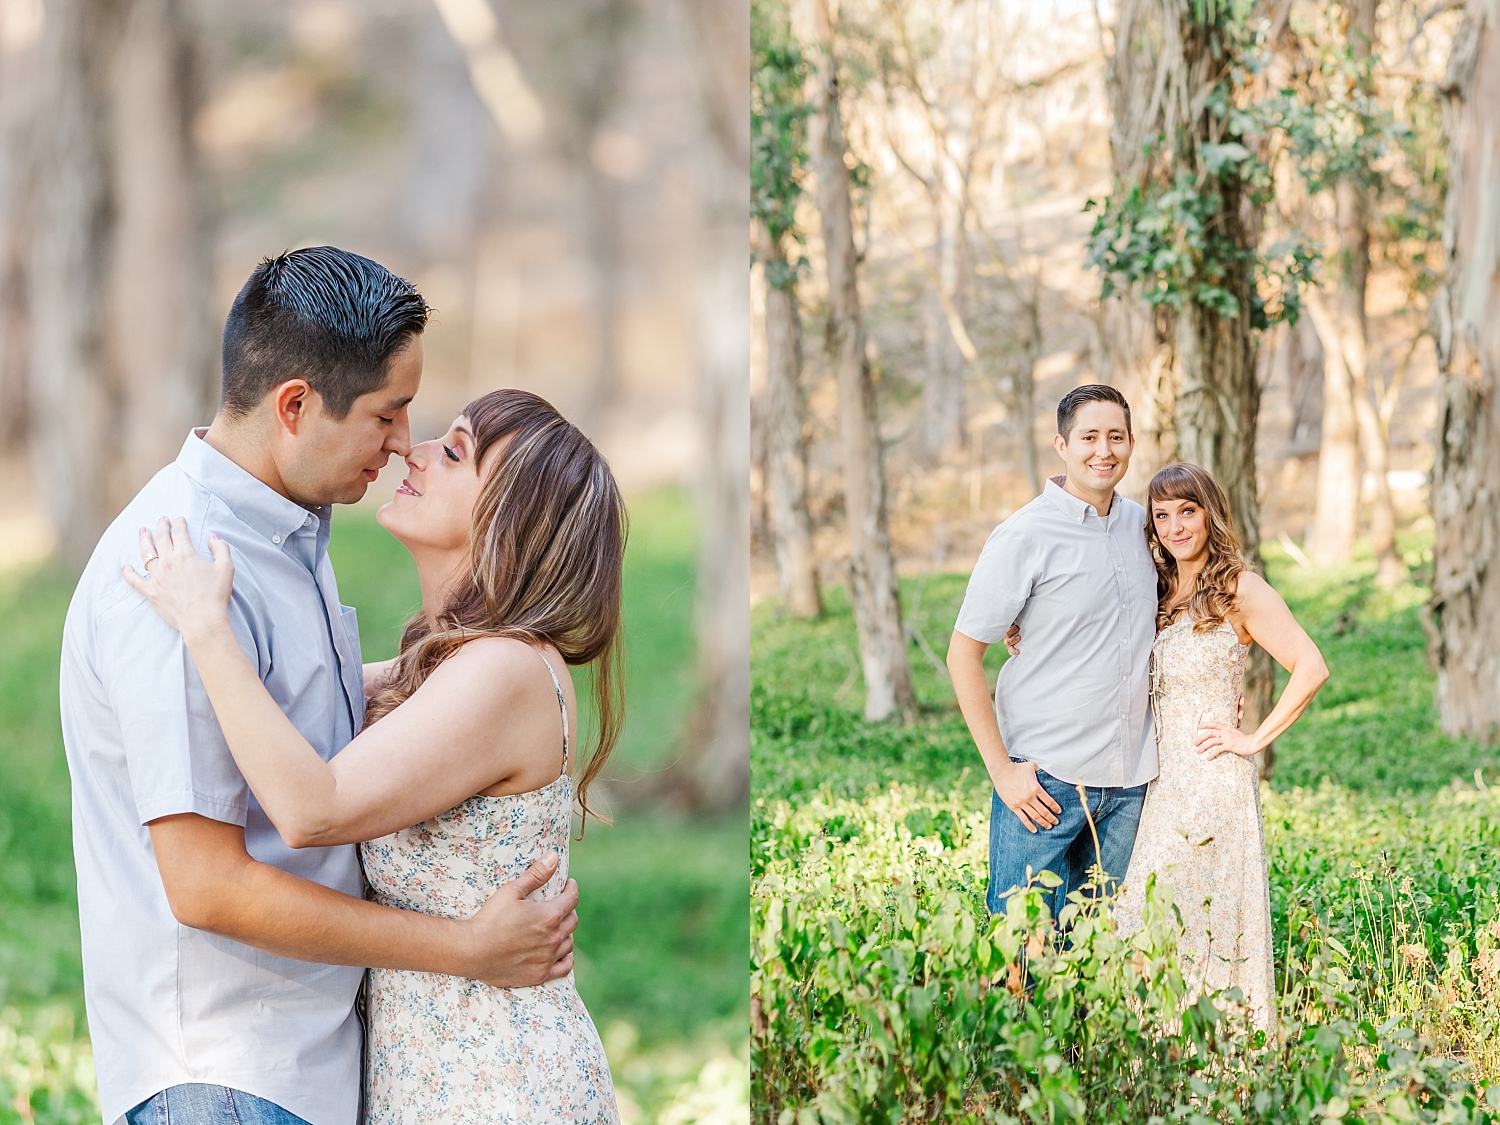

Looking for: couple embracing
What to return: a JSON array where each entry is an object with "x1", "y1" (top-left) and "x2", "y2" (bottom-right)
[
  {"x1": 948, "y1": 384, "x2": 1331, "y2": 1031},
  {"x1": 61, "y1": 247, "x2": 620, "y2": 1123}
]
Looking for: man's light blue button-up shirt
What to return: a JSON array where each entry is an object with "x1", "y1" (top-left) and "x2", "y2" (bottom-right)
[
  {"x1": 61, "y1": 430, "x2": 365, "y2": 1125},
  {"x1": 955, "y1": 476, "x2": 1159, "y2": 788}
]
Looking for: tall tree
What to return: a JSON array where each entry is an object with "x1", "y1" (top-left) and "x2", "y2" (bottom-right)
[
  {"x1": 797, "y1": 0, "x2": 913, "y2": 722},
  {"x1": 1427, "y1": 0, "x2": 1500, "y2": 741},
  {"x1": 28, "y1": 0, "x2": 122, "y2": 570},
  {"x1": 1093, "y1": 0, "x2": 1309, "y2": 752},
  {"x1": 752, "y1": 0, "x2": 821, "y2": 618},
  {"x1": 26, "y1": 0, "x2": 212, "y2": 570},
  {"x1": 1295, "y1": 0, "x2": 1400, "y2": 583}
]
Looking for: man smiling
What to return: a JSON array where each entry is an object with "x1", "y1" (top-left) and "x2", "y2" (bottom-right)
[{"x1": 946, "y1": 384, "x2": 1159, "y2": 919}]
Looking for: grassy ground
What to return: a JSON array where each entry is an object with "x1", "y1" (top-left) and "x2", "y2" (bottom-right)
[
  {"x1": 0, "y1": 487, "x2": 746, "y2": 1123},
  {"x1": 752, "y1": 531, "x2": 1500, "y2": 1116},
  {"x1": 753, "y1": 533, "x2": 1497, "y2": 812}
]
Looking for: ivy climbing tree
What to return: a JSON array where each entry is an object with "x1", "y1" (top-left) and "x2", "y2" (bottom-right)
[{"x1": 1090, "y1": 0, "x2": 1315, "y2": 760}]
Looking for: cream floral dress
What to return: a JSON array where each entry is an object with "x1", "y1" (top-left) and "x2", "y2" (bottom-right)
[
  {"x1": 1115, "y1": 616, "x2": 1276, "y2": 1032},
  {"x1": 359, "y1": 653, "x2": 619, "y2": 1124}
]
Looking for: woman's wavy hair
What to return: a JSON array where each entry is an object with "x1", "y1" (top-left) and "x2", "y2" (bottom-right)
[
  {"x1": 365, "y1": 389, "x2": 627, "y2": 824},
  {"x1": 1147, "y1": 462, "x2": 1245, "y2": 632}
]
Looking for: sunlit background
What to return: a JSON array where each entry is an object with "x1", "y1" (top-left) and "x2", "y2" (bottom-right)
[{"x1": 0, "y1": 0, "x2": 747, "y2": 1120}]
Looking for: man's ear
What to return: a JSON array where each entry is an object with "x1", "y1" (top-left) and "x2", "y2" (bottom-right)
[
  {"x1": 271, "y1": 379, "x2": 315, "y2": 436},
  {"x1": 1053, "y1": 432, "x2": 1068, "y2": 460}
]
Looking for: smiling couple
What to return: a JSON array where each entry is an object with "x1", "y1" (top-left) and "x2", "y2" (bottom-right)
[
  {"x1": 947, "y1": 384, "x2": 1331, "y2": 1031},
  {"x1": 61, "y1": 248, "x2": 620, "y2": 1123}
]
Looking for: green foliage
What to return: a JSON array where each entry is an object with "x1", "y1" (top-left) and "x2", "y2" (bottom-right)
[
  {"x1": 752, "y1": 546, "x2": 1500, "y2": 1118},
  {"x1": 751, "y1": 0, "x2": 809, "y2": 278},
  {"x1": 753, "y1": 788, "x2": 1499, "y2": 1123},
  {"x1": 0, "y1": 1007, "x2": 98, "y2": 1124},
  {"x1": 1085, "y1": 7, "x2": 1317, "y2": 329}
]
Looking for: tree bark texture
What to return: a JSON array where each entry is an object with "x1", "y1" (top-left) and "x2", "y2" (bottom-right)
[
  {"x1": 755, "y1": 219, "x2": 822, "y2": 618},
  {"x1": 1427, "y1": 0, "x2": 1500, "y2": 742},
  {"x1": 799, "y1": 0, "x2": 914, "y2": 722},
  {"x1": 1103, "y1": 0, "x2": 1274, "y2": 741}
]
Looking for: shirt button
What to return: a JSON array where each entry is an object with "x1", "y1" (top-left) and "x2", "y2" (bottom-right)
[
  {"x1": 1116, "y1": 565, "x2": 1123, "y2": 572},
  {"x1": 272, "y1": 534, "x2": 282, "y2": 544},
  {"x1": 303, "y1": 515, "x2": 312, "y2": 527}
]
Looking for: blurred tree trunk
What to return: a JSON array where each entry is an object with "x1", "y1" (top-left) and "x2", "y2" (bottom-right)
[
  {"x1": 1306, "y1": 0, "x2": 1400, "y2": 584},
  {"x1": 652, "y1": 0, "x2": 750, "y2": 813},
  {"x1": 1103, "y1": 0, "x2": 1274, "y2": 760},
  {"x1": 29, "y1": 0, "x2": 123, "y2": 570},
  {"x1": 1427, "y1": 0, "x2": 1500, "y2": 742},
  {"x1": 755, "y1": 218, "x2": 821, "y2": 618},
  {"x1": 27, "y1": 0, "x2": 210, "y2": 570},
  {"x1": 109, "y1": 0, "x2": 214, "y2": 501},
  {"x1": 798, "y1": 0, "x2": 913, "y2": 722},
  {"x1": 0, "y1": 13, "x2": 40, "y2": 457}
]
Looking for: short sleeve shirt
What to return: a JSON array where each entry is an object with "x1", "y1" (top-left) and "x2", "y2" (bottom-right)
[
  {"x1": 954, "y1": 477, "x2": 1159, "y2": 788},
  {"x1": 60, "y1": 431, "x2": 366, "y2": 1125}
]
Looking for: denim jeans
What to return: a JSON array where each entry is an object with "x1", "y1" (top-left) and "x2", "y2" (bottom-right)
[
  {"x1": 125, "y1": 1085, "x2": 311, "y2": 1125},
  {"x1": 987, "y1": 762, "x2": 1148, "y2": 918}
]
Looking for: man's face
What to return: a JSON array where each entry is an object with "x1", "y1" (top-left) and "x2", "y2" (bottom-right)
[
  {"x1": 280, "y1": 336, "x2": 424, "y2": 506},
  {"x1": 1053, "y1": 400, "x2": 1133, "y2": 496}
]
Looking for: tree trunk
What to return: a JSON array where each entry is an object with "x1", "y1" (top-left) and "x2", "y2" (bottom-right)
[
  {"x1": 755, "y1": 219, "x2": 821, "y2": 618},
  {"x1": 0, "y1": 13, "x2": 39, "y2": 457},
  {"x1": 109, "y1": 0, "x2": 214, "y2": 507},
  {"x1": 1426, "y1": 0, "x2": 1500, "y2": 742},
  {"x1": 798, "y1": 0, "x2": 913, "y2": 722},
  {"x1": 1307, "y1": 0, "x2": 1399, "y2": 581},
  {"x1": 921, "y1": 184, "x2": 966, "y2": 461},
  {"x1": 28, "y1": 0, "x2": 125, "y2": 571},
  {"x1": 1102, "y1": 0, "x2": 1274, "y2": 758}
]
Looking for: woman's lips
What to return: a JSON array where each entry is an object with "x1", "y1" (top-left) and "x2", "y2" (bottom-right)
[{"x1": 396, "y1": 479, "x2": 421, "y2": 497}]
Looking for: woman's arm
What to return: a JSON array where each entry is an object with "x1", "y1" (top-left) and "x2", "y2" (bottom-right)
[
  {"x1": 1196, "y1": 571, "x2": 1329, "y2": 760},
  {"x1": 125, "y1": 519, "x2": 565, "y2": 847}
]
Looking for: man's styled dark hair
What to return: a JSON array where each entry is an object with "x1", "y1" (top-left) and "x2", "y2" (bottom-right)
[
  {"x1": 1056, "y1": 383, "x2": 1132, "y2": 441},
  {"x1": 220, "y1": 246, "x2": 431, "y2": 420}
]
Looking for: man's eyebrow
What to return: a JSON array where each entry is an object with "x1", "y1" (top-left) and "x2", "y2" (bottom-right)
[{"x1": 381, "y1": 395, "x2": 415, "y2": 411}]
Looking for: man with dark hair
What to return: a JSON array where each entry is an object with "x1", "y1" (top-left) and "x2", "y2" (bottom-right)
[
  {"x1": 61, "y1": 247, "x2": 578, "y2": 1125},
  {"x1": 946, "y1": 383, "x2": 1158, "y2": 920}
]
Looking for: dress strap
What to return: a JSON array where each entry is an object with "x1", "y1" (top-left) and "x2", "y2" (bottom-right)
[{"x1": 535, "y1": 648, "x2": 570, "y2": 773}]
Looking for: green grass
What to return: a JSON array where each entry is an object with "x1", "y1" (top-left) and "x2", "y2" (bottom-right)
[
  {"x1": 0, "y1": 486, "x2": 744, "y2": 1058},
  {"x1": 752, "y1": 531, "x2": 1500, "y2": 1115},
  {"x1": 753, "y1": 535, "x2": 1497, "y2": 813}
]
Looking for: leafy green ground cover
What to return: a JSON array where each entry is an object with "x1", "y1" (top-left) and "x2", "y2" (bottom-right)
[
  {"x1": 752, "y1": 536, "x2": 1500, "y2": 1121},
  {"x1": 0, "y1": 487, "x2": 746, "y2": 1123}
]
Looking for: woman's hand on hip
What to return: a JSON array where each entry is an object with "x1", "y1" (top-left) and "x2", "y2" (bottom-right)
[
  {"x1": 122, "y1": 516, "x2": 235, "y2": 645},
  {"x1": 1194, "y1": 720, "x2": 1258, "y2": 761}
]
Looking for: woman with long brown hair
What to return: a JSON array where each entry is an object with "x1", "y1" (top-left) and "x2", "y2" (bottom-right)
[
  {"x1": 125, "y1": 389, "x2": 623, "y2": 1122},
  {"x1": 1113, "y1": 462, "x2": 1328, "y2": 1033}
]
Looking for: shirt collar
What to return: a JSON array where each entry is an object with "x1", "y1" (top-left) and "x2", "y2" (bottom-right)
[
  {"x1": 175, "y1": 429, "x2": 331, "y2": 549},
  {"x1": 1043, "y1": 475, "x2": 1117, "y2": 526}
]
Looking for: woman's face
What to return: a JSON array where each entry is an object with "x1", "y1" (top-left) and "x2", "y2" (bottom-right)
[
  {"x1": 377, "y1": 414, "x2": 487, "y2": 555},
  {"x1": 1151, "y1": 496, "x2": 1210, "y2": 564}
]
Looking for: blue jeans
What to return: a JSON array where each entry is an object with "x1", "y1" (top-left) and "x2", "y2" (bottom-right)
[
  {"x1": 125, "y1": 1085, "x2": 311, "y2": 1125},
  {"x1": 987, "y1": 763, "x2": 1148, "y2": 918}
]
